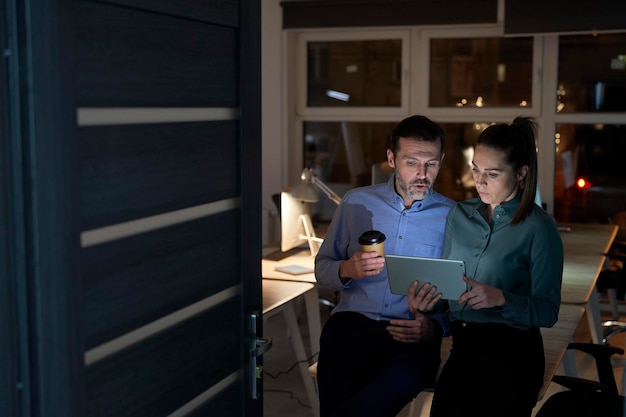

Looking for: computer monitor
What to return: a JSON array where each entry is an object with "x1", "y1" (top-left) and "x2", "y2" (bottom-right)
[
  {"x1": 371, "y1": 162, "x2": 393, "y2": 184},
  {"x1": 535, "y1": 183, "x2": 544, "y2": 210},
  {"x1": 280, "y1": 191, "x2": 323, "y2": 256}
]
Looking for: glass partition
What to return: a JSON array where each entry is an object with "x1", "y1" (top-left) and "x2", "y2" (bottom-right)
[
  {"x1": 554, "y1": 123, "x2": 626, "y2": 223},
  {"x1": 557, "y1": 33, "x2": 626, "y2": 113},
  {"x1": 303, "y1": 121, "x2": 395, "y2": 221},
  {"x1": 429, "y1": 37, "x2": 533, "y2": 108},
  {"x1": 303, "y1": 121, "x2": 394, "y2": 187},
  {"x1": 306, "y1": 39, "x2": 402, "y2": 107}
]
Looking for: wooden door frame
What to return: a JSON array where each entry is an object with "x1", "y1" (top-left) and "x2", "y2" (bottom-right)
[
  {"x1": 240, "y1": 0, "x2": 264, "y2": 414},
  {"x1": 3, "y1": 0, "x2": 82, "y2": 415},
  {"x1": 0, "y1": 2, "x2": 19, "y2": 415}
]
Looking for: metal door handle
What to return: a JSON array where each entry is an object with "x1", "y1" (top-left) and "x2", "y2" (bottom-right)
[
  {"x1": 249, "y1": 312, "x2": 272, "y2": 399},
  {"x1": 252, "y1": 338, "x2": 272, "y2": 357}
]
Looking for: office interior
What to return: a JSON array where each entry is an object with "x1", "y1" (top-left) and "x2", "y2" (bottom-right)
[
  {"x1": 262, "y1": 0, "x2": 626, "y2": 241},
  {"x1": 261, "y1": 0, "x2": 626, "y2": 416},
  {"x1": 1, "y1": 0, "x2": 626, "y2": 416}
]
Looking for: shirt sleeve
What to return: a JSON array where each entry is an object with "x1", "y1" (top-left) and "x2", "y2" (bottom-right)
[
  {"x1": 427, "y1": 311, "x2": 451, "y2": 337},
  {"x1": 314, "y1": 202, "x2": 351, "y2": 292},
  {"x1": 498, "y1": 217, "x2": 563, "y2": 328}
]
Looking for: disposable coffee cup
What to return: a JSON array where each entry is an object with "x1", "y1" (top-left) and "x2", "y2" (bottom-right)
[{"x1": 359, "y1": 230, "x2": 386, "y2": 257}]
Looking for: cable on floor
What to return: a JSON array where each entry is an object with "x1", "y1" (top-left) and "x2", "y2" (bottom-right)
[
  {"x1": 264, "y1": 389, "x2": 312, "y2": 409},
  {"x1": 263, "y1": 351, "x2": 319, "y2": 379}
]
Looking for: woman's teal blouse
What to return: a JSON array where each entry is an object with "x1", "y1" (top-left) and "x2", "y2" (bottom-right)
[{"x1": 444, "y1": 195, "x2": 563, "y2": 329}]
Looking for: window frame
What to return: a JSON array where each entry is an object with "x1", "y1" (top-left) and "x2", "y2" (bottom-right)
[
  {"x1": 417, "y1": 25, "x2": 543, "y2": 118},
  {"x1": 284, "y1": 24, "x2": 626, "y2": 215},
  {"x1": 295, "y1": 28, "x2": 411, "y2": 118}
]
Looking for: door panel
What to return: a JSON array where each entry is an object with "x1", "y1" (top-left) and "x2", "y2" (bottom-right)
[
  {"x1": 91, "y1": 0, "x2": 240, "y2": 26},
  {"x1": 82, "y1": 211, "x2": 240, "y2": 349},
  {"x1": 77, "y1": 2, "x2": 238, "y2": 107},
  {"x1": 1, "y1": 0, "x2": 261, "y2": 416},
  {"x1": 79, "y1": 121, "x2": 239, "y2": 229},
  {"x1": 74, "y1": 0, "x2": 262, "y2": 415},
  {"x1": 84, "y1": 301, "x2": 242, "y2": 416},
  {"x1": 76, "y1": 1, "x2": 258, "y2": 416}
]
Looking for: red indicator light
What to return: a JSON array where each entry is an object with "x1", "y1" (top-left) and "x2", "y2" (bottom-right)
[{"x1": 576, "y1": 178, "x2": 591, "y2": 189}]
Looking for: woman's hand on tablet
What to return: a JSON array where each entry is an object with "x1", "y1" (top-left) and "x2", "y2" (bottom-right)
[{"x1": 459, "y1": 276, "x2": 505, "y2": 309}]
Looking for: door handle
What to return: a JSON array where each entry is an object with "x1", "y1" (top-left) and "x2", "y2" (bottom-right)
[
  {"x1": 252, "y1": 337, "x2": 272, "y2": 358},
  {"x1": 249, "y1": 312, "x2": 272, "y2": 399}
]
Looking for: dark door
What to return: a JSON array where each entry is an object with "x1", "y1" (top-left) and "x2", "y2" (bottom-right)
[{"x1": 0, "y1": 1, "x2": 262, "y2": 416}]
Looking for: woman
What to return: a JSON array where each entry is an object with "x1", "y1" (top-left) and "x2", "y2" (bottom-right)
[{"x1": 412, "y1": 117, "x2": 563, "y2": 417}]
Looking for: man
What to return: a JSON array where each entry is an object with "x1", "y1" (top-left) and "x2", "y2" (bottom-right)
[{"x1": 315, "y1": 115, "x2": 454, "y2": 417}]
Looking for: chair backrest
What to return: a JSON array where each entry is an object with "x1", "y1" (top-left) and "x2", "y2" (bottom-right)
[{"x1": 535, "y1": 342, "x2": 625, "y2": 417}]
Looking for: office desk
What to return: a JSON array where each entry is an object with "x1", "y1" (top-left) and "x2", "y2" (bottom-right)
[
  {"x1": 263, "y1": 279, "x2": 319, "y2": 416},
  {"x1": 538, "y1": 304, "x2": 585, "y2": 400},
  {"x1": 262, "y1": 249, "x2": 321, "y2": 357},
  {"x1": 560, "y1": 223, "x2": 618, "y2": 343}
]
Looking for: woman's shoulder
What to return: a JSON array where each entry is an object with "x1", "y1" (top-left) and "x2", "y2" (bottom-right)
[
  {"x1": 445, "y1": 197, "x2": 481, "y2": 221},
  {"x1": 455, "y1": 197, "x2": 482, "y2": 211},
  {"x1": 526, "y1": 204, "x2": 557, "y2": 225},
  {"x1": 522, "y1": 205, "x2": 561, "y2": 238}
]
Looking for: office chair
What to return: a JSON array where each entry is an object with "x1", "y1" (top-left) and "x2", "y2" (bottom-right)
[{"x1": 535, "y1": 342, "x2": 625, "y2": 417}]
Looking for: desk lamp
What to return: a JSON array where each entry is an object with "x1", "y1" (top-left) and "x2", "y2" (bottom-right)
[
  {"x1": 291, "y1": 168, "x2": 342, "y2": 205},
  {"x1": 283, "y1": 168, "x2": 341, "y2": 257}
]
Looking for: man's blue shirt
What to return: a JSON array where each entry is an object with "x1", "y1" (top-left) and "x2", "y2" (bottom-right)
[{"x1": 315, "y1": 175, "x2": 455, "y2": 324}]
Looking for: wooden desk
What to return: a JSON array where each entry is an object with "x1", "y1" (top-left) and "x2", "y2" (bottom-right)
[
  {"x1": 263, "y1": 279, "x2": 319, "y2": 416},
  {"x1": 538, "y1": 304, "x2": 585, "y2": 400},
  {"x1": 262, "y1": 248, "x2": 316, "y2": 284},
  {"x1": 262, "y1": 249, "x2": 322, "y2": 358},
  {"x1": 560, "y1": 223, "x2": 618, "y2": 343}
]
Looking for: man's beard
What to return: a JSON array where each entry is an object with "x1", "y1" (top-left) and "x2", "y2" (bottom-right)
[{"x1": 398, "y1": 178, "x2": 431, "y2": 201}]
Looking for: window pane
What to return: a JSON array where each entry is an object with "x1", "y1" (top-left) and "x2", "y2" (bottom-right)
[
  {"x1": 430, "y1": 37, "x2": 533, "y2": 108},
  {"x1": 307, "y1": 40, "x2": 402, "y2": 107},
  {"x1": 554, "y1": 123, "x2": 626, "y2": 224},
  {"x1": 303, "y1": 121, "x2": 395, "y2": 220},
  {"x1": 558, "y1": 33, "x2": 626, "y2": 113},
  {"x1": 303, "y1": 121, "x2": 394, "y2": 186}
]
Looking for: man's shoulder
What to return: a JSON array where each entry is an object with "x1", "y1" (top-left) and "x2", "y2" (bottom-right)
[
  {"x1": 343, "y1": 182, "x2": 389, "y2": 201},
  {"x1": 429, "y1": 191, "x2": 456, "y2": 208}
]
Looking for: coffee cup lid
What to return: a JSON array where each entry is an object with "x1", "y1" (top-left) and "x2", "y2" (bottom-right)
[{"x1": 358, "y1": 230, "x2": 386, "y2": 245}]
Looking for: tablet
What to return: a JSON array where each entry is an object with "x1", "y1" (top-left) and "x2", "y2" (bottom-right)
[{"x1": 385, "y1": 254, "x2": 467, "y2": 299}]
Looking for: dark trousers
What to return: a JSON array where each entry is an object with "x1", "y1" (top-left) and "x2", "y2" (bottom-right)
[
  {"x1": 317, "y1": 311, "x2": 442, "y2": 417},
  {"x1": 430, "y1": 321, "x2": 545, "y2": 417}
]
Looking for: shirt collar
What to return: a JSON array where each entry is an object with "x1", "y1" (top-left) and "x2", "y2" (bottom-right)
[
  {"x1": 499, "y1": 193, "x2": 522, "y2": 218},
  {"x1": 470, "y1": 193, "x2": 521, "y2": 220}
]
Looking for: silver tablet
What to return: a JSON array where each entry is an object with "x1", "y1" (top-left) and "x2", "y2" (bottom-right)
[{"x1": 385, "y1": 254, "x2": 467, "y2": 299}]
